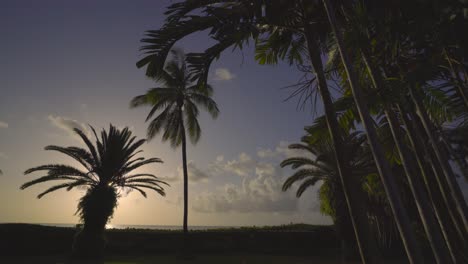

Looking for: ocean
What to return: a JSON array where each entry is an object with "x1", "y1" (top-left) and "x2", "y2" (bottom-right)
[{"x1": 36, "y1": 223, "x2": 236, "y2": 230}]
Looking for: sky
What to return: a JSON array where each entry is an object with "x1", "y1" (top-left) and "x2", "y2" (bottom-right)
[{"x1": 0, "y1": 0, "x2": 332, "y2": 227}]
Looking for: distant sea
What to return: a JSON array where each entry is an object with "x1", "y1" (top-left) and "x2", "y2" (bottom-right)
[{"x1": 36, "y1": 223, "x2": 236, "y2": 230}]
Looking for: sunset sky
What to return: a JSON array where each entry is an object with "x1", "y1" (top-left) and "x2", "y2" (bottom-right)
[{"x1": 0, "y1": 0, "x2": 332, "y2": 227}]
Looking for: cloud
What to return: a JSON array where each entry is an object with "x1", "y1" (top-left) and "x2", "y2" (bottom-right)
[
  {"x1": 192, "y1": 148, "x2": 305, "y2": 213},
  {"x1": 47, "y1": 115, "x2": 90, "y2": 139},
  {"x1": 213, "y1": 68, "x2": 236, "y2": 81},
  {"x1": 0, "y1": 152, "x2": 8, "y2": 159},
  {"x1": 164, "y1": 161, "x2": 211, "y2": 183},
  {"x1": 257, "y1": 141, "x2": 306, "y2": 160},
  {"x1": 192, "y1": 168, "x2": 298, "y2": 213},
  {"x1": 0, "y1": 121, "x2": 8, "y2": 128}
]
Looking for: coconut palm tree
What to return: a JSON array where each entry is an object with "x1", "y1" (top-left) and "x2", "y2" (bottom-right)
[
  {"x1": 131, "y1": 49, "x2": 219, "y2": 234},
  {"x1": 21, "y1": 124, "x2": 167, "y2": 257},
  {"x1": 136, "y1": 3, "x2": 380, "y2": 261}
]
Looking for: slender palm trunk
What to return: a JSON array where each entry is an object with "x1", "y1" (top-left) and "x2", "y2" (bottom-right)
[
  {"x1": 300, "y1": 9, "x2": 381, "y2": 263},
  {"x1": 409, "y1": 86, "x2": 468, "y2": 232},
  {"x1": 400, "y1": 105, "x2": 467, "y2": 263},
  {"x1": 321, "y1": 1, "x2": 424, "y2": 262},
  {"x1": 179, "y1": 106, "x2": 189, "y2": 234},
  {"x1": 181, "y1": 127, "x2": 189, "y2": 234},
  {"x1": 409, "y1": 107, "x2": 468, "y2": 243},
  {"x1": 361, "y1": 51, "x2": 452, "y2": 263}
]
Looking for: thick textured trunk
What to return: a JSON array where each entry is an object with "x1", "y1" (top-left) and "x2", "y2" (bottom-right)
[
  {"x1": 361, "y1": 51, "x2": 452, "y2": 263},
  {"x1": 321, "y1": 1, "x2": 424, "y2": 262},
  {"x1": 300, "y1": 10, "x2": 381, "y2": 263},
  {"x1": 332, "y1": 182, "x2": 359, "y2": 261},
  {"x1": 400, "y1": 105, "x2": 467, "y2": 263},
  {"x1": 409, "y1": 87, "x2": 468, "y2": 232}
]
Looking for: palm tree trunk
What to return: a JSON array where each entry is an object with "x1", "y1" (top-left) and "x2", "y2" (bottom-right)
[
  {"x1": 180, "y1": 108, "x2": 189, "y2": 234},
  {"x1": 409, "y1": 107, "x2": 468, "y2": 243},
  {"x1": 321, "y1": 1, "x2": 424, "y2": 262},
  {"x1": 400, "y1": 105, "x2": 467, "y2": 262},
  {"x1": 300, "y1": 7, "x2": 381, "y2": 262},
  {"x1": 361, "y1": 51, "x2": 452, "y2": 263},
  {"x1": 409, "y1": 86, "x2": 468, "y2": 232}
]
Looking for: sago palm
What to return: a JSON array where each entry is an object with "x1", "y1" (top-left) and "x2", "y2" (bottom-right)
[
  {"x1": 131, "y1": 49, "x2": 219, "y2": 234},
  {"x1": 21, "y1": 124, "x2": 167, "y2": 257}
]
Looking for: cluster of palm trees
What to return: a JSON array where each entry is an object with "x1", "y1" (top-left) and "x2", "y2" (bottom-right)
[
  {"x1": 20, "y1": 50, "x2": 219, "y2": 257},
  {"x1": 133, "y1": 0, "x2": 467, "y2": 263}
]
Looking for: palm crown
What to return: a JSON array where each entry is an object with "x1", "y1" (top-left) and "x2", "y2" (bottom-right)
[
  {"x1": 21, "y1": 124, "x2": 167, "y2": 199},
  {"x1": 131, "y1": 49, "x2": 219, "y2": 147},
  {"x1": 281, "y1": 132, "x2": 374, "y2": 198}
]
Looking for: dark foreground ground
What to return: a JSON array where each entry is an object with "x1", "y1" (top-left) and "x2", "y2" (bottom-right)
[{"x1": 0, "y1": 224, "x2": 405, "y2": 263}]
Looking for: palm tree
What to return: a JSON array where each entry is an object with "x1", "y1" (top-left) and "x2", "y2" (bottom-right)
[
  {"x1": 320, "y1": 0, "x2": 424, "y2": 262},
  {"x1": 21, "y1": 124, "x2": 167, "y2": 257},
  {"x1": 137, "y1": 3, "x2": 379, "y2": 261},
  {"x1": 131, "y1": 49, "x2": 219, "y2": 234},
  {"x1": 281, "y1": 132, "x2": 375, "y2": 260}
]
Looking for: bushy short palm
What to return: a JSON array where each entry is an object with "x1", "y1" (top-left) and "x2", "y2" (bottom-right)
[{"x1": 21, "y1": 124, "x2": 168, "y2": 257}]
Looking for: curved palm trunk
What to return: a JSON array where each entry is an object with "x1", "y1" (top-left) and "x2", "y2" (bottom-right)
[
  {"x1": 409, "y1": 86, "x2": 468, "y2": 232},
  {"x1": 321, "y1": 1, "x2": 424, "y2": 262},
  {"x1": 361, "y1": 51, "x2": 452, "y2": 263},
  {"x1": 300, "y1": 9, "x2": 381, "y2": 263}
]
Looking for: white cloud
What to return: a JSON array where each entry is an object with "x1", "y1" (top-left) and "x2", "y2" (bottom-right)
[
  {"x1": 192, "y1": 147, "x2": 307, "y2": 213},
  {"x1": 0, "y1": 121, "x2": 8, "y2": 128},
  {"x1": 257, "y1": 141, "x2": 306, "y2": 160},
  {"x1": 192, "y1": 169, "x2": 298, "y2": 213},
  {"x1": 213, "y1": 68, "x2": 236, "y2": 81},
  {"x1": 215, "y1": 152, "x2": 256, "y2": 177},
  {"x1": 47, "y1": 115, "x2": 91, "y2": 139},
  {"x1": 163, "y1": 160, "x2": 211, "y2": 183}
]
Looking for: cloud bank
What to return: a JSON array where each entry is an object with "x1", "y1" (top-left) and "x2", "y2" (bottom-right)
[{"x1": 192, "y1": 141, "x2": 316, "y2": 214}]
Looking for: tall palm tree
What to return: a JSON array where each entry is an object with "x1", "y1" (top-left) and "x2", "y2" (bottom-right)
[
  {"x1": 136, "y1": 2, "x2": 380, "y2": 261},
  {"x1": 320, "y1": 0, "x2": 424, "y2": 262},
  {"x1": 21, "y1": 124, "x2": 167, "y2": 257},
  {"x1": 131, "y1": 49, "x2": 219, "y2": 234}
]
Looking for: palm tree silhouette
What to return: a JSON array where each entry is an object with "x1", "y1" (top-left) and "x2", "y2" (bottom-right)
[
  {"x1": 131, "y1": 49, "x2": 219, "y2": 234},
  {"x1": 21, "y1": 124, "x2": 167, "y2": 257},
  {"x1": 281, "y1": 132, "x2": 374, "y2": 260}
]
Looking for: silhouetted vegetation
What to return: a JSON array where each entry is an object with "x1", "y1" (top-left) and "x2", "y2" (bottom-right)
[
  {"x1": 136, "y1": 1, "x2": 468, "y2": 263},
  {"x1": 131, "y1": 50, "x2": 219, "y2": 234},
  {"x1": 0, "y1": 223, "x2": 339, "y2": 257},
  {"x1": 20, "y1": 125, "x2": 167, "y2": 258},
  {"x1": 1, "y1": 0, "x2": 466, "y2": 263}
]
